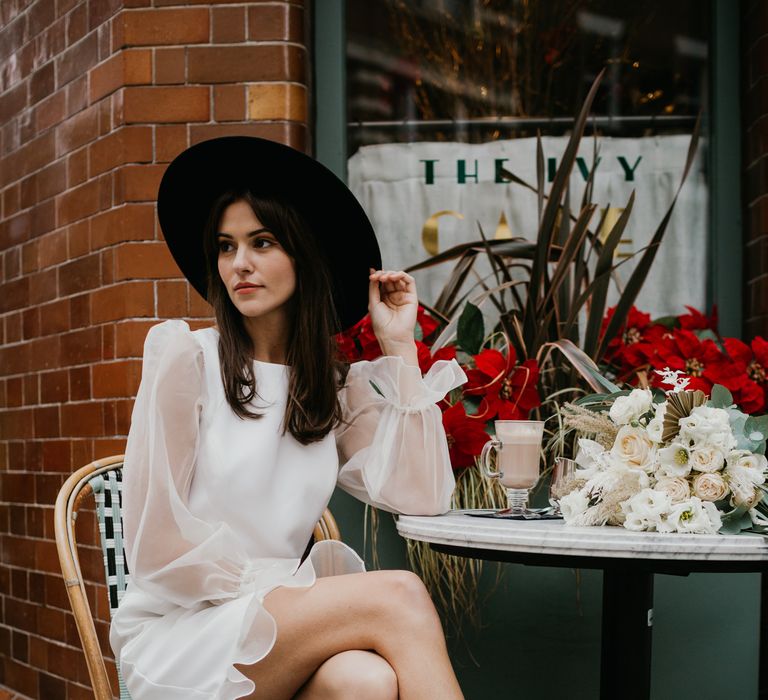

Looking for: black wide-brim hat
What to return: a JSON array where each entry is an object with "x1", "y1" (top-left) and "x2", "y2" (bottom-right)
[{"x1": 157, "y1": 136, "x2": 381, "y2": 331}]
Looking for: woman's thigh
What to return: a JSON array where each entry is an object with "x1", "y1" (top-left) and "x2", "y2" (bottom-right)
[
  {"x1": 293, "y1": 650, "x2": 398, "y2": 700},
  {"x1": 235, "y1": 569, "x2": 432, "y2": 700}
]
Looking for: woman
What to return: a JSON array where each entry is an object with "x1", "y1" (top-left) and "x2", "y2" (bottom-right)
[{"x1": 109, "y1": 137, "x2": 467, "y2": 699}]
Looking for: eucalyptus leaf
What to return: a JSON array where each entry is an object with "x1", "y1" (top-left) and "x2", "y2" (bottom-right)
[
  {"x1": 744, "y1": 414, "x2": 768, "y2": 455},
  {"x1": 719, "y1": 504, "x2": 751, "y2": 535},
  {"x1": 709, "y1": 384, "x2": 733, "y2": 409}
]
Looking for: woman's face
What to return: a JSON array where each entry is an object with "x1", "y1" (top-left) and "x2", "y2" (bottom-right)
[{"x1": 216, "y1": 199, "x2": 296, "y2": 322}]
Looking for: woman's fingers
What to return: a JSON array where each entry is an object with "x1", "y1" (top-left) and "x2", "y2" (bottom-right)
[{"x1": 369, "y1": 269, "x2": 416, "y2": 293}]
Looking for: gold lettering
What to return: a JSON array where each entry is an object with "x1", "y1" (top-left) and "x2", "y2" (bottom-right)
[
  {"x1": 494, "y1": 211, "x2": 513, "y2": 240},
  {"x1": 599, "y1": 207, "x2": 632, "y2": 259},
  {"x1": 422, "y1": 210, "x2": 464, "y2": 255}
]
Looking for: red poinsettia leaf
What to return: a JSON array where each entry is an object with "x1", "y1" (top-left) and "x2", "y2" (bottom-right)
[
  {"x1": 415, "y1": 341, "x2": 432, "y2": 374},
  {"x1": 736, "y1": 379, "x2": 766, "y2": 415},
  {"x1": 473, "y1": 348, "x2": 507, "y2": 378},
  {"x1": 335, "y1": 333, "x2": 359, "y2": 362},
  {"x1": 626, "y1": 306, "x2": 651, "y2": 330},
  {"x1": 432, "y1": 346, "x2": 457, "y2": 363},
  {"x1": 417, "y1": 307, "x2": 439, "y2": 340},
  {"x1": 441, "y1": 402, "x2": 490, "y2": 468},
  {"x1": 463, "y1": 368, "x2": 499, "y2": 395},
  {"x1": 752, "y1": 336, "x2": 768, "y2": 367},
  {"x1": 724, "y1": 337, "x2": 752, "y2": 368}
]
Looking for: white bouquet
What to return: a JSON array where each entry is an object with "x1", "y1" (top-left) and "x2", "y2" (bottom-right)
[{"x1": 557, "y1": 369, "x2": 768, "y2": 535}]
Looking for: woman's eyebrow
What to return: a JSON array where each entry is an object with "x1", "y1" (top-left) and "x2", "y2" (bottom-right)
[{"x1": 216, "y1": 228, "x2": 271, "y2": 239}]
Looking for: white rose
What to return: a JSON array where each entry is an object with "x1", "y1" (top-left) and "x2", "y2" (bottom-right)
[
  {"x1": 609, "y1": 389, "x2": 653, "y2": 425},
  {"x1": 692, "y1": 472, "x2": 729, "y2": 502},
  {"x1": 689, "y1": 446, "x2": 726, "y2": 473},
  {"x1": 646, "y1": 401, "x2": 666, "y2": 443},
  {"x1": 655, "y1": 477, "x2": 691, "y2": 503},
  {"x1": 611, "y1": 425, "x2": 655, "y2": 472},
  {"x1": 664, "y1": 497, "x2": 722, "y2": 534},
  {"x1": 678, "y1": 406, "x2": 736, "y2": 452},
  {"x1": 657, "y1": 443, "x2": 692, "y2": 478},
  {"x1": 560, "y1": 490, "x2": 590, "y2": 524}
]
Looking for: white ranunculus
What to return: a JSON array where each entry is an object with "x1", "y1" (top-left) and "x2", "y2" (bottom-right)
[
  {"x1": 620, "y1": 488, "x2": 672, "y2": 531},
  {"x1": 646, "y1": 401, "x2": 666, "y2": 443},
  {"x1": 655, "y1": 477, "x2": 691, "y2": 503},
  {"x1": 664, "y1": 497, "x2": 722, "y2": 534},
  {"x1": 689, "y1": 446, "x2": 726, "y2": 473},
  {"x1": 609, "y1": 389, "x2": 654, "y2": 426},
  {"x1": 656, "y1": 443, "x2": 692, "y2": 478},
  {"x1": 726, "y1": 464, "x2": 765, "y2": 507},
  {"x1": 574, "y1": 438, "x2": 609, "y2": 478},
  {"x1": 678, "y1": 406, "x2": 736, "y2": 452},
  {"x1": 560, "y1": 490, "x2": 590, "y2": 524},
  {"x1": 611, "y1": 425, "x2": 656, "y2": 472},
  {"x1": 726, "y1": 450, "x2": 768, "y2": 474},
  {"x1": 692, "y1": 472, "x2": 729, "y2": 502}
]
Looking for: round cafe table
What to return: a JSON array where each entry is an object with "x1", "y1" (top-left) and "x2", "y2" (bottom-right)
[{"x1": 395, "y1": 511, "x2": 768, "y2": 700}]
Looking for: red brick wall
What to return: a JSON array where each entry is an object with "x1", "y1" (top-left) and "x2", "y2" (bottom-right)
[
  {"x1": 745, "y1": 0, "x2": 768, "y2": 340},
  {"x1": 0, "y1": 1, "x2": 308, "y2": 697}
]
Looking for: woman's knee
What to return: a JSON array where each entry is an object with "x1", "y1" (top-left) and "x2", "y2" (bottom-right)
[
  {"x1": 375, "y1": 570, "x2": 438, "y2": 622},
  {"x1": 303, "y1": 650, "x2": 398, "y2": 700}
]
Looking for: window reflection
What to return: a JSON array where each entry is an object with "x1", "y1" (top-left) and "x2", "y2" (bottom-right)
[{"x1": 347, "y1": 0, "x2": 709, "y2": 152}]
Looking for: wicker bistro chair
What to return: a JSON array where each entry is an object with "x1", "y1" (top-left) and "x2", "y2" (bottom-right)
[{"x1": 54, "y1": 454, "x2": 342, "y2": 700}]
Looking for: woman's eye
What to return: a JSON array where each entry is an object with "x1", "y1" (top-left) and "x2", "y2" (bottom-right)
[
  {"x1": 253, "y1": 238, "x2": 274, "y2": 249},
  {"x1": 218, "y1": 241, "x2": 234, "y2": 253}
]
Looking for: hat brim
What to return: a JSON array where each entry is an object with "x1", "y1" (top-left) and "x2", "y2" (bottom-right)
[{"x1": 157, "y1": 136, "x2": 381, "y2": 332}]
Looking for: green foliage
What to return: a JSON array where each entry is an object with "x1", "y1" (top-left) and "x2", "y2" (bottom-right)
[
  {"x1": 405, "y1": 69, "x2": 701, "y2": 413},
  {"x1": 709, "y1": 384, "x2": 734, "y2": 409},
  {"x1": 457, "y1": 301, "x2": 484, "y2": 354},
  {"x1": 728, "y1": 408, "x2": 768, "y2": 454},
  {"x1": 719, "y1": 504, "x2": 752, "y2": 535}
]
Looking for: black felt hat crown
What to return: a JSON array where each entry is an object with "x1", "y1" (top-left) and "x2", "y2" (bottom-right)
[{"x1": 157, "y1": 136, "x2": 381, "y2": 331}]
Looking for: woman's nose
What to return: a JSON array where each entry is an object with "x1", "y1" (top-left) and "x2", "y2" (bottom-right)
[{"x1": 232, "y1": 245, "x2": 252, "y2": 273}]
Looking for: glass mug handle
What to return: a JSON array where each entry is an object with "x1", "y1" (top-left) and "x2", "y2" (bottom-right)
[{"x1": 480, "y1": 439, "x2": 503, "y2": 480}]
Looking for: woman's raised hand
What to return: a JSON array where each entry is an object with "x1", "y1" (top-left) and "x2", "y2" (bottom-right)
[{"x1": 368, "y1": 269, "x2": 419, "y2": 358}]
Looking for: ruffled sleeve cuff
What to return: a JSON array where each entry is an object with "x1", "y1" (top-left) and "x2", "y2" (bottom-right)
[{"x1": 348, "y1": 355, "x2": 467, "y2": 411}]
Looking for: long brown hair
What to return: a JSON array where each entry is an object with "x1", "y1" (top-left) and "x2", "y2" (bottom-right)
[{"x1": 202, "y1": 190, "x2": 349, "y2": 444}]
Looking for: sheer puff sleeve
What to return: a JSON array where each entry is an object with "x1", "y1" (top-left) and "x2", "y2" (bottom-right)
[
  {"x1": 335, "y1": 355, "x2": 467, "y2": 516},
  {"x1": 123, "y1": 320, "x2": 256, "y2": 609}
]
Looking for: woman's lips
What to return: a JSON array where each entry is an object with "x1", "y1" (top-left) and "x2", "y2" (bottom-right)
[{"x1": 234, "y1": 284, "x2": 263, "y2": 294}]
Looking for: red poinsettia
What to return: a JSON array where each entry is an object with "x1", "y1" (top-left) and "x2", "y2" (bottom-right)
[
  {"x1": 336, "y1": 306, "x2": 443, "y2": 363},
  {"x1": 723, "y1": 336, "x2": 768, "y2": 414},
  {"x1": 601, "y1": 305, "x2": 666, "y2": 375},
  {"x1": 678, "y1": 305, "x2": 718, "y2": 332},
  {"x1": 335, "y1": 332, "x2": 358, "y2": 363},
  {"x1": 649, "y1": 328, "x2": 745, "y2": 395},
  {"x1": 416, "y1": 306, "x2": 439, "y2": 341},
  {"x1": 416, "y1": 342, "x2": 457, "y2": 374},
  {"x1": 441, "y1": 402, "x2": 490, "y2": 470},
  {"x1": 464, "y1": 348, "x2": 541, "y2": 420}
]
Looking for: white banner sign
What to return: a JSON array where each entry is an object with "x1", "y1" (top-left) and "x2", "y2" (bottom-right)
[{"x1": 348, "y1": 136, "x2": 707, "y2": 322}]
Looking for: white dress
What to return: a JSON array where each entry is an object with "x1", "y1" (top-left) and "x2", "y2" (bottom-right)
[{"x1": 109, "y1": 320, "x2": 466, "y2": 699}]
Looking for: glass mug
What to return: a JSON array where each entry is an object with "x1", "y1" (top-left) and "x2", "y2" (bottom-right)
[
  {"x1": 480, "y1": 420, "x2": 545, "y2": 515},
  {"x1": 549, "y1": 457, "x2": 577, "y2": 516}
]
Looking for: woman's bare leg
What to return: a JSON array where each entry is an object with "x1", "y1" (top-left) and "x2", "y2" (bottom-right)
[
  {"x1": 235, "y1": 569, "x2": 464, "y2": 700},
  {"x1": 293, "y1": 650, "x2": 397, "y2": 700}
]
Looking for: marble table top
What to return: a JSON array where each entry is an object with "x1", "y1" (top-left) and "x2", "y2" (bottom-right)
[{"x1": 395, "y1": 510, "x2": 768, "y2": 562}]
